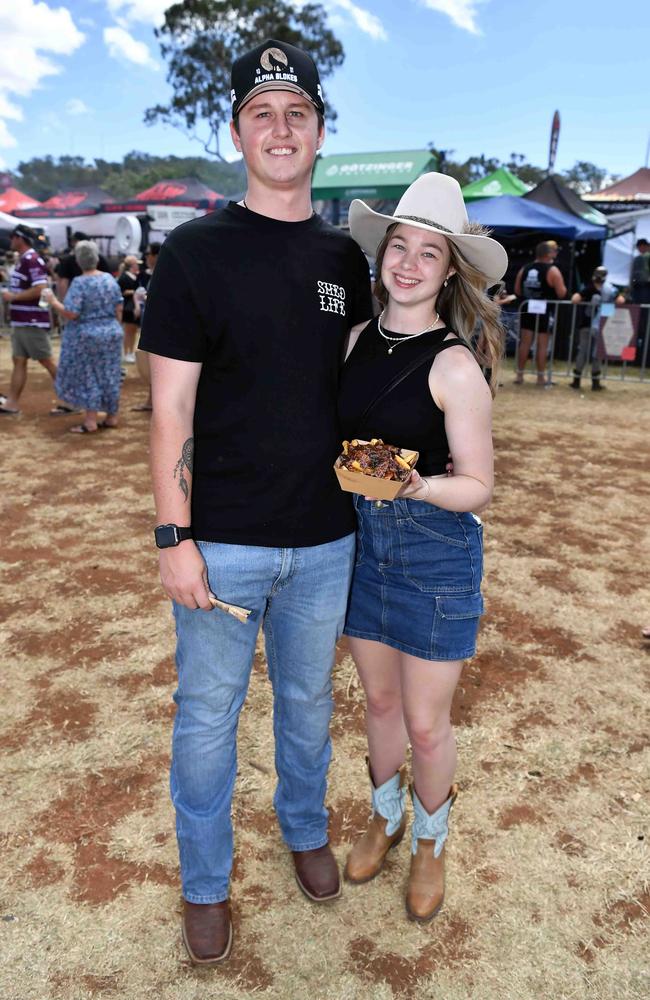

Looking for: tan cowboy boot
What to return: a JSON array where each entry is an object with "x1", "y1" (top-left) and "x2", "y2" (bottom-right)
[
  {"x1": 406, "y1": 784, "x2": 458, "y2": 922},
  {"x1": 344, "y1": 759, "x2": 407, "y2": 884}
]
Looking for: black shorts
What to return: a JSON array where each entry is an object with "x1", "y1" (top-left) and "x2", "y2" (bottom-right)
[{"x1": 520, "y1": 309, "x2": 552, "y2": 334}]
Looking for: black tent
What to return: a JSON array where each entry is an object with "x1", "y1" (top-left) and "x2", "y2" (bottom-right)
[
  {"x1": 524, "y1": 176, "x2": 609, "y2": 229},
  {"x1": 524, "y1": 176, "x2": 610, "y2": 289}
]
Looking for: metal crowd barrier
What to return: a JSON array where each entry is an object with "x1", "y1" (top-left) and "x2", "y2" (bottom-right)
[{"x1": 502, "y1": 300, "x2": 650, "y2": 384}]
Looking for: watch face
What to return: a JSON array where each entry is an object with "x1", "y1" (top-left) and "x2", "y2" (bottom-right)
[{"x1": 155, "y1": 524, "x2": 178, "y2": 548}]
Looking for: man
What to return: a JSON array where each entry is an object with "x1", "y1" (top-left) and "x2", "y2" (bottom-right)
[
  {"x1": 55, "y1": 230, "x2": 109, "y2": 300},
  {"x1": 0, "y1": 225, "x2": 60, "y2": 415},
  {"x1": 514, "y1": 240, "x2": 567, "y2": 386},
  {"x1": 570, "y1": 266, "x2": 625, "y2": 391},
  {"x1": 630, "y1": 237, "x2": 650, "y2": 305},
  {"x1": 139, "y1": 39, "x2": 372, "y2": 965}
]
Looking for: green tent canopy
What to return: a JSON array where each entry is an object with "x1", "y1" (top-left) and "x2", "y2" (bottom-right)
[
  {"x1": 312, "y1": 149, "x2": 436, "y2": 201},
  {"x1": 461, "y1": 168, "x2": 531, "y2": 202}
]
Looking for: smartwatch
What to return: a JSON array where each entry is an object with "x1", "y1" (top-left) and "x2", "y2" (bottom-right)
[{"x1": 154, "y1": 524, "x2": 193, "y2": 548}]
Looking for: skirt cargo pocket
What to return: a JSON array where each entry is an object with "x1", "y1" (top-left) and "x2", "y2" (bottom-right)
[{"x1": 431, "y1": 593, "x2": 484, "y2": 660}]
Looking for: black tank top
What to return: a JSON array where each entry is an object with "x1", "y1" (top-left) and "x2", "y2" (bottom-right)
[
  {"x1": 338, "y1": 318, "x2": 470, "y2": 476},
  {"x1": 521, "y1": 261, "x2": 554, "y2": 303}
]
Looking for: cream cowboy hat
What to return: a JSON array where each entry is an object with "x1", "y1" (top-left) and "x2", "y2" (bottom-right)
[{"x1": 349, "y1": 172, "x2": 508, "y2": 286}]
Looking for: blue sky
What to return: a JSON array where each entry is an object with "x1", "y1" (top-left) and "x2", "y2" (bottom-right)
[{"x1": 1, "y1": 0, "x2": 648, "y2": 183}]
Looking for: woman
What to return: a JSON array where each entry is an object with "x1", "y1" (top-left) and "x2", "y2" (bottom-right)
[
  {"x1": 44, "y1": 241, "x2": 123, "y2": 434},
  {"x1": 338, "y1": 173, "x2": 507, "y2": 922},
  {"x1": 117, "y1": 254, "x2": 142, "y2": 363}
]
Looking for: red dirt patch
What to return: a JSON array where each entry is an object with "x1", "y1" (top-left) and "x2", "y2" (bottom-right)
[
  {"x1": 554, "y1": 830, "x2": 587, "y2": 857},
  {"x1": 532, "y1": 567, "x2": 575, "y2": 592},
  {"x1": 331, "y1": 688, "x2": 367, "y2": 739},
  {"x1": 4, "y1": 688, "x2": 97, "y2": 750},
  {"x1": 576, "y1": 936, "x2": 609, "y2": 964},
  {"x1": 71, "y1": 841, "x2": 175, "y2": 905},
  {"x1": 475, "y1": 867, "x2": 501, "y2": 885},
  {"x1": 144, "y1": 700, "x2": 176, "y2": 723},
  {"x1": 82, "y1": 974, "x2": 120, "y2": 994},
  {"x1": 7, "y1": 622, "x2": 134, "y2": 664},
  {"x1": 563, "y1": 762, "x2": 598, "y2": 788},
  {"x1": 348, "y1": 917, "x2": 475, "y2": 996},
  {"x1": 486, "y1": 599, "x2": 582, "y2": 657},
  {"x1": 451, "y1": 648, "x2": 544, "y2": 726},
  {"x1": 511, "y1": 709, "x2": 555, "y2": 740},
  {"x1": 498, "y1": 804, "x2": 544, "y2": 829},
  {"x1": 22, "y1": 850, "x2": 66, "y2": 888},
  {"x1": 32, "y1": 688, "x2": 97, "y2": 738},
  {"x1": 329, "y1": 794, "x2": 374, "y2": 847},
  {"x1": 598, "y1": 890, "x2": 650, "y2": 932},
  {"x1": 35, "y1": 757, "x2": 166, "y2": 845},
  {"x1": 151, "y1": 656, "x2": 176, "y2": 686}
]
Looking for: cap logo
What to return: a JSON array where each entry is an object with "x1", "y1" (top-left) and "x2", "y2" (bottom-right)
[{"x1": 260, "y1": 47, "x2": 288, "y2": 72}]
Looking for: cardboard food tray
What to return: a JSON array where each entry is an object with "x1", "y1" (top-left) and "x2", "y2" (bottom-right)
[{"x1": 334, "y1": 440, "x2": 419, "y2": 501}]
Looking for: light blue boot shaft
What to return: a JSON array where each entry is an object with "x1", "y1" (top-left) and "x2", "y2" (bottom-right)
[
  {"x1": 410, "y1": 786, "x2": 456, "y2": 857},
  {"x1": 371, "y1": 769, "x2": 407, "y2": 837}
]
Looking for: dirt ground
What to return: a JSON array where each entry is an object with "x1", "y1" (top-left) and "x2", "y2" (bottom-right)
[{"x1": 1, "y1": 335, "x2": 649, "y2": 1000}]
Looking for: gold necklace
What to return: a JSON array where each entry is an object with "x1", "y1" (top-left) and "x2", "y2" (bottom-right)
[{"x1": 377, "y1": 311, "x2": 440, "y2": 355}]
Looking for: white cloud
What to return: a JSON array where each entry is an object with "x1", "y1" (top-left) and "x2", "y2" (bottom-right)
[
  {"x1": 0, "y1": 2, "x2": 85, "y2": 151},
  {"x1": 106, "y1": 0, "x2": 389, "y2": 41},
  {"x1": 418, "y1": 0, "x2": 484, "y2": 35},
  {"x1": 331, "y1": 0, "x2": 388, "y2": 41},
  {"x1": 65, "y1": 97, "x2": 90, "y2": 116},
  {"x1": 103, "y1": 25, "x2": 159, "y2": 69},
  {"x1": 105, "y1": 0, "x2": 169, "y2": 25}
]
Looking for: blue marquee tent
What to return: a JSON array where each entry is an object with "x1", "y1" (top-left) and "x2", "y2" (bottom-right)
[{"x1": 467, "y1": 195, "x2": 607, "y2": 241}]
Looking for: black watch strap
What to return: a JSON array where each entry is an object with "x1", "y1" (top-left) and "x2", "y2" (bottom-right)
[{"x1": 154, "y1": 523, "x2": 193, "y2": 548}]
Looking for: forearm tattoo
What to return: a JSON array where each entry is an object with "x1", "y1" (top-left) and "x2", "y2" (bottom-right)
[{"x1": 173, "y1": 437, "x2": 194, "y2": 502}]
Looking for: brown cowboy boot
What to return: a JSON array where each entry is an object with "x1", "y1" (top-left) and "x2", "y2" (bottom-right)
[
  {"x1": 406, "y1": 784, "x2": 458, "y2": 922},
  {"x1": 345, "y1": 759, "x2": 407, "y2": 884}
]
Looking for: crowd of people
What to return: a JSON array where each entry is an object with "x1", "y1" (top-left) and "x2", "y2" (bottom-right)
[{"x1": 0, "y1": 228, "x2": 160, "y2": 426}]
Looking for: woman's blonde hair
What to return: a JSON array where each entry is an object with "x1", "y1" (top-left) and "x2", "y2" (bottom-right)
[{"x1": 372, "y1": 222, "x2": 505, "y2": 395}]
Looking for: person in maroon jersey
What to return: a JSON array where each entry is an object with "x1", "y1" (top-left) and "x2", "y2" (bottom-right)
[{"x1": 0, "y1": 225, "x2": 69, "y2": 416}]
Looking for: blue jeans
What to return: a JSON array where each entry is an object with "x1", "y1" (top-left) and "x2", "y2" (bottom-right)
[{"x1": 170, "y1": 533, "x2": 355, "y2": 903}]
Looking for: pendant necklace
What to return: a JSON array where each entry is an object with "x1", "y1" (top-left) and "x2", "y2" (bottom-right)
[{"x1": 377, "y1": 311, "x2": 440, "y2": 355}]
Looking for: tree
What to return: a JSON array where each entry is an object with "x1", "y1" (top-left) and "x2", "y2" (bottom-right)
[
  {"x1": 561, "y1": 161, "x2": 610, "y2": 195},
  {"x1": 504, "y1": 153, "x2": 546, "y2": 188},
  {"x1": 13, "y1": 155, "x2": 100, "y2": 201},
  {"x1": 12, "y1": 151, "x2": 247, "y2": 202},
  {"x1": 145, "y1": 0, "x2": 344, "y2": 158}
]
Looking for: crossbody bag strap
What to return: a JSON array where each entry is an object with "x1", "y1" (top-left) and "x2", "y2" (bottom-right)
[{"x1": 357, "y1": 338, "x2": 466, "y2": 427}]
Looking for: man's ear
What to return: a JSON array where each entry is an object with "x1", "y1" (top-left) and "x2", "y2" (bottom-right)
[{"x1": 230, "y1": 120, "x2": 242, "y2": 152}]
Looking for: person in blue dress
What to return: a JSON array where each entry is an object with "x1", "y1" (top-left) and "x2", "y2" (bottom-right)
[{"x1": 45, "y1": 241, "x2": 123, "y2": 433}]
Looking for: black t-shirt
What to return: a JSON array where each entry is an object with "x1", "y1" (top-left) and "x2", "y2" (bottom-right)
[
  {"x1": 56, "y1": 252, "x2": 110, "y2": 279},
  {"x1": 139, "y1": 202, "x2": 373, "y2": 546}
]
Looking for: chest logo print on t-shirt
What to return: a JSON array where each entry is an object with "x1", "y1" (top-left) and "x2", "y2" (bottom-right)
[{"x1": 317, "y1": 280, "x2": 346, "y2": 316}]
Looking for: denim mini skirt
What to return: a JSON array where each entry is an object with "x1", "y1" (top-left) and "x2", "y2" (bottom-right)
[{"x1": 344, "y1": 496, "x2": 484, "y2": 661}]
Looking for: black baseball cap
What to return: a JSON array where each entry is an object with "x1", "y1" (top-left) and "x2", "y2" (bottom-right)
[
  {"x1": 230, "y1": 38, "x2": 324, "y2": 118},
  {"x1": 12, "y1": 224, "x2": 36, "y2": 245}
]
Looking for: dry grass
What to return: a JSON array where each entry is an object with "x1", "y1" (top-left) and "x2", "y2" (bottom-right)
[{"x1": 1, "y1": 336, "x2": 649, "y2": 1000}]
